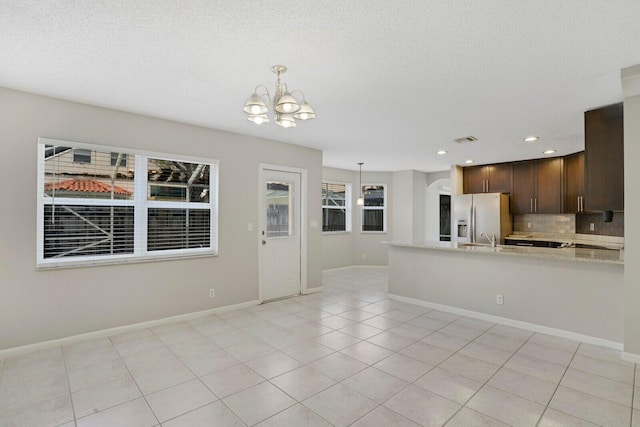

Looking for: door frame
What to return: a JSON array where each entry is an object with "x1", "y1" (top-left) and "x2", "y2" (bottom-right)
[{"x1": 258, "y1": 163, "x2": 308, "y2": 302}]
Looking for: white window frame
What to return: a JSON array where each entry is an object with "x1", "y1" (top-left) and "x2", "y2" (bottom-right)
[
  {"x1": 36, "y1": 138, "x2": 219, "y2": 269},
  {"x1": 322, "y1": 181, "x2": 352, "y2": 234},
  {"x1": 360, "y1": 183, "x2": 387, "y2": 234}
]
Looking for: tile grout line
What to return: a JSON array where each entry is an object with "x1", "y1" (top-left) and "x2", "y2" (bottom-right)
[
  {"x1": 631, "y1": 363, "x2": 637, "y2": 427},
  {"x1": 437, "y1": 323, "x2": 535, "y2": 426},
  {"x1": 107, "y1": 333, "x2": 162, "y2": 426},
  {"x1": 533, "y1": 341, "x2": 584, "y2": 426},
  {"x1": 60, "y1": 345, "x2": 78, "y2": 426}
]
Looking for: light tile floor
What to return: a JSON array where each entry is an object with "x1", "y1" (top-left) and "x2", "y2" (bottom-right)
[{"x1": 0, "y1": 266, "x2": 638, "y2": 426}]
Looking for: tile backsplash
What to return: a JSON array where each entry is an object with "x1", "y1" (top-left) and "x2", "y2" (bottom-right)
[
  {"x1": 513, "y1": 214, "x2": 575, "y2": 234},
  {"x1": 513, "y1": 213, "x2": 624, "y2": 237},
  {"x1": 576, "y1": 212, "x2": 624, "y2": 237}
]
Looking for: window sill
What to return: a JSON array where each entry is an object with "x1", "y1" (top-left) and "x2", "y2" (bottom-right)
[
  {"x1": 36, "y1": 251, "x2": 218, "y2": 270},
  {"x1": 322, "y1": 231, "x2": 352, "y2": 235},
  {"x1": 361, "y1": 231, "x2": 387, "y2": 234}
]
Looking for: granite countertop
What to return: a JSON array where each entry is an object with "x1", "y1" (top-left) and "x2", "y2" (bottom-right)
[
  {"x1": 505, "y1": 232, "x2": 624, "y2": 250},
  {"x1": 387, "y1": 240, "x2": 624, "y2": 265}
]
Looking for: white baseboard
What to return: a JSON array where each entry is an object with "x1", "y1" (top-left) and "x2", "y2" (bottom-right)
[
  {"x1": 303, "y1": 286, "x2": 323, "y2": 294},
  {"x1": 0, "y1": 300, "x2": 261, "y2": 360},
  {"x1": 388, "y1": 293, "x2": 624, "y2": 352},
  {"x1": 323, "y1": 265, "x2": 388, "y2": 273}
]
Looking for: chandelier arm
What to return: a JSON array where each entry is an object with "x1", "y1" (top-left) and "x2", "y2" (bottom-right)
[
  {"x1": 288, "y1": 89, "x2": 306, "y2": 102},
  {"x1": 254, "y1": 85, "x2": 272, "y2": 104}
]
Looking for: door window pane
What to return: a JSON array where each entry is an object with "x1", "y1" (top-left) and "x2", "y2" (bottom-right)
[{"x1": 266, "y1": 181, "x2": 293, "y2": 237}]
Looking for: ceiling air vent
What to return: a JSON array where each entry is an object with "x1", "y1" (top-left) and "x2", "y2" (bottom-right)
[{"x1": 453, "y1": 136, "x2": 478, "y2": 144}]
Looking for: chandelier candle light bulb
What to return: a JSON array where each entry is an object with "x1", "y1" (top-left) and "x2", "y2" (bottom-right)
[{"x1": 243, "y1": 65, "x2": 316, "y2": 128}]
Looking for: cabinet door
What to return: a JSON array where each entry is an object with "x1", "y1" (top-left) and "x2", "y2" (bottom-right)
[
  {"x1": 463, "y1": 166, "x2": 486, "y2": 194},
  {"x1": 535, "y1": 157, "x2": 563, "y2": 213},
  {"x1": 487, "y1": 163, "x2": 512, "y2": 194},
  {"x1": 564, "y1": 151, "x2": 584, "y2": 213},
  {"x1": 585, "y1": 103, "x2": 624, "y2": 211},
  {"x1": 511, "y1": 161, "x2": 534, "y2": 214}
]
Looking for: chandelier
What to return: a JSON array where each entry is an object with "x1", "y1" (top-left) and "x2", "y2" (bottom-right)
[{"x1": 243, "y1": 65, "x2": 316, "y2": 128}]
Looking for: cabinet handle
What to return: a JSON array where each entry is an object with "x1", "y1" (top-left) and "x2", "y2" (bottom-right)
[
  {"x1": 535, "y1": 198, "x2": 537, "y2": 213},
  {"x1": 530, "y1": 198, "x2": 533, "y2": 212}
]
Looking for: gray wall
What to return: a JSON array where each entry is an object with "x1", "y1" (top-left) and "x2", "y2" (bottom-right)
[
  {"x1": 622, "y1": 65, "x2": 640, "y2": 355},
  {"x1": 389, "y1": 246, "x2": 624, "y2": 342},
  {"x1": 322, "y1": 167, "x2": 393, "y2": 269},
  {"x1": 0, "y1": 88, "x2": 323, "y2": 350}
]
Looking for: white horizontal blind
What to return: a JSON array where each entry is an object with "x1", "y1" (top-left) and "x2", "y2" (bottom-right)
[
  {"x1": 37, "y1": 139, "x2": 218, "y2": 268},
  {"x1": 146, "y1": 157, "x2": 212, "y2": 252}
]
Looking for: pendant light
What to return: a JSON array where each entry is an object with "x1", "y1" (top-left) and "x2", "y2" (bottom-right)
[{"x1": 357, "y1": 162, "x2": 365, "y2": 206}]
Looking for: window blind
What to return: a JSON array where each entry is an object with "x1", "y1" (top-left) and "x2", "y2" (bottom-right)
[{"x1": 37, "y1": 138, "x2": 218, "y2": 268}]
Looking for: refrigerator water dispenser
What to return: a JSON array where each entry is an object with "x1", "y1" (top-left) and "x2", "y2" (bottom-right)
[{"x1": 457, "y1": 220, "x2": 468, "y2": 238}]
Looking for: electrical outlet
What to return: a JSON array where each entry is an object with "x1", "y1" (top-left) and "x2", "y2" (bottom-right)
[
  {"x1": 362, "y1": 253, "x2": 367, "y2": 260},
  {"x1": 590, "y1": 223, "x2": 595, "y2": 231},
  {"x1": 209, "y1": 289, "x2": 215, "y2": 298},
  {"x1": 527, "y1": 222, "x2": 532, "y2": 229},
  {"x1": 496, "y1": 294, "x2": 504, "y2": 305}
]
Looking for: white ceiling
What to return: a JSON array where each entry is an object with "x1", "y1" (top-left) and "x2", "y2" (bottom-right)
[{"x1": 2, "y1": 1, "x2": 640, "y2": 172}]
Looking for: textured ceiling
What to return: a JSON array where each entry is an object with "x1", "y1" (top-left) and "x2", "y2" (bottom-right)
[{"x1": 2, "y1": 1, "x2": 640, "y2": 172}]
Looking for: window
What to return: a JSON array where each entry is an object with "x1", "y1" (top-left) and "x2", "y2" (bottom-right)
[
  {"x1": 322, "y1": 182, "x2": 351, "y2": 232},
  {"x1": 111, "y1": 152, "x2": 127, "y2": 167},
  {"x1": 37, "y1": 138, "x2": 218, "y2": 268},
  {"x1": 73, "y1": 148, "x2": 91, "y2": 164},
  {"x1": 361, "y1": 184, "x2": 386, "y2": 232}
]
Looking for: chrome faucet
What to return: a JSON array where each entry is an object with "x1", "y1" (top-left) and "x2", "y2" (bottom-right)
[{"x1": 480, "y1": 233, "x2": 497, "y2": 247}]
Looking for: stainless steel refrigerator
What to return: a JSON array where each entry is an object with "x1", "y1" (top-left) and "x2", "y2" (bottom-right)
[{"x1": 452, "y1": 193, "x2": 512, "y2": 244}]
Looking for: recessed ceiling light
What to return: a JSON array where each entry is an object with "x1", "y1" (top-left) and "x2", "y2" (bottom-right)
[
  {"x1": 524, "y1": 136, "x2": 539, "y2": 142},
  {"x1": 436, "y1": 150, "x2": 447, "y2": 155},
  {"x1": 543, "y1": 149, "x2": 556, "y2": 154},
  {"x1": 464, "y1": 159, "x2": 474, "y2": 164}
]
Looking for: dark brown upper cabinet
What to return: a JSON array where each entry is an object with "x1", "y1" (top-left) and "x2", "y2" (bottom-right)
[
  {"x1": 463, "y1": 163, "x2": 512, "y2": 194},
  {"x1": 511, "y1": 158, "x2": 563, "y2": 214},
  {"x1": 584, "y1": 103, "x2": 624, "y2": 211},
  {"x1": 564, "y1": 151, "x2": 585, "y2": 213}
]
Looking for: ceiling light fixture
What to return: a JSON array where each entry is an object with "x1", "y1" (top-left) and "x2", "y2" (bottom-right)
[
  {"x1": 243, "y1": 65, "x2": 316, "y2": 128},
  {"x1": 436, "y1": 150, "x2": 447, "y2": 155},
  {"x1": 524, "y1": 136, "x2": 539, "y2": 142},
  {"x1": 357, "y1": 162, "x2": 365, "y2": 206},
  {"x1": 543, "y1": 149, "x2": 556, "y2": 154},
  {"x1": 464, "y1": 160, "x2": 474, "y2": 164}
]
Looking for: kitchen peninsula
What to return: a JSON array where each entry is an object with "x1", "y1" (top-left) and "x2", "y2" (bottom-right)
[{"x1": 387, "y1": 240, "x2": 624, "y2": 347}]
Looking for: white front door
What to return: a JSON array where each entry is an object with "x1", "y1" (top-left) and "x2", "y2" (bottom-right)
[{"x1": 259, "y1": 168, "x2": 302, "y2": 301}]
